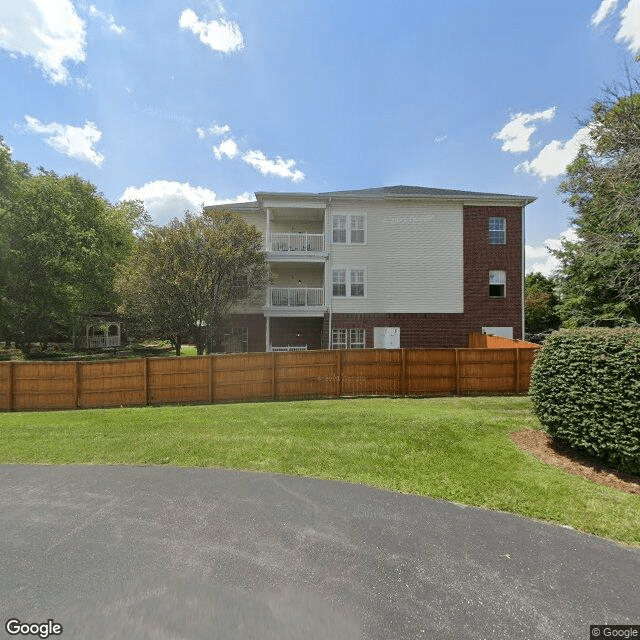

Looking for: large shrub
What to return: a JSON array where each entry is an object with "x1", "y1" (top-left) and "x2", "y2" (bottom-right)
[{"x1": 530, "y1": 328, "x2": 640, "y2": 474}]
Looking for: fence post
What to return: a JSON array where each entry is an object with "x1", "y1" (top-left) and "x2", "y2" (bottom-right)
[
  {"x1": 143, "y1": 357, "x2": 149, "y2": 405},
  {"x1": 8, "y1": 361, "x2": 14, "y2": 411},
  {"x1": 209, "y1": 355, "x2": 215, "y2": 404},
  {"x1": 75, "y1": 361, "x2": 80, "y2": 409},
  {"x1": 515, "y1": 348, "x2": 521, "y2": 393},
  {"x1": 401, "y1": 348, "x2": 406, "y2": 396},
  {"x1": 455, "y1": 349, "x2": 460, "y2": 395},
  {"x1": 271, "y1": 352, "x2": 277, "y2": 400},
  {"x1": 336, "y1": 349, "x2": 342, "y2": 398}
]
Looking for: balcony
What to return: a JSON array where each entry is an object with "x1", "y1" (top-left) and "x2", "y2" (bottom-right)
[
  {"x1": 269, "y1": 232, "x2": 324, "y2": 253},
  {"x1": 270, "y1": 287, "x2": 324, "y2": 307}
]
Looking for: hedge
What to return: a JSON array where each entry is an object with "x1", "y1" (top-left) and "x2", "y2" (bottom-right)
[{"x1": 529, "y1": 328, "x2": 640, "y2": 474}]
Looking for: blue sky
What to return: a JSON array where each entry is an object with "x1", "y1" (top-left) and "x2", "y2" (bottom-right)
[{"x1": 1, "y1": 0, "x2": 639, "y2": 274}]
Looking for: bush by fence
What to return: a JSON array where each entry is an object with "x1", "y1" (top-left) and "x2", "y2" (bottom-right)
[
  {"x1": 0, "y1": 347, "x2": 538, "y2": 412},
  {"x1": 530, "y1": 328, "x2": 640, "y2": 474}
]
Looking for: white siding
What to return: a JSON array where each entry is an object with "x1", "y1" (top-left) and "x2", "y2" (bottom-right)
[
  {"x1": 271, "y1": 263, "x2": 324, "y2": 287},
  {"x1": 329, "y1": 201, "x2": 463, "y2": 313},
  {"x1": 240, "y1": 211, "x2": 265, "y2": 235}
]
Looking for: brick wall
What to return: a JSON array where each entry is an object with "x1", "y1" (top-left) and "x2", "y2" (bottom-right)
[
  {"x1": 463, "y1": 205, "x2": 523, "y2": 339},
  {"x1": 224, "y1": 314, "x2": 266, "y2": 352},
  {"x1": 328, "y1": 313, "x2": 467, "y2": 348}
]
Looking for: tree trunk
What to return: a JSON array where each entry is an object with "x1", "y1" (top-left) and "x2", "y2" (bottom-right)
[{"x1": 193, "y1": 325, "x2": 206, "y2": 355}]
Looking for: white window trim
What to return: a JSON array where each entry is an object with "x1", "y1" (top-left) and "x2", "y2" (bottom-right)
[
  {"x1": 332, "y1": 215, "x2": 347, "y2": 244},
  {"x1": 332, "y1": 266, "x2": 367, "y2": 298},
  {"x1": 489, "y1": 270, "x2": 507, "y2": 298},
  {"x1": 332, "y1": 328, "x2": 347, "y2": 349},
  {"x1": 331, "y1": 213, "x2": 367, "y2": 245},
  {"x1": 332, "y1": 268, "x2": 347, "y2": 298},
  {"x1": 332, "y1": 328, "x2": 366, "y2": 349},
  {"x1": 349, "y1": 328, "x2": 365, "y2": 349},
  {"x1": 489, "y1": 217, "x2": 506, "y2": 245}
]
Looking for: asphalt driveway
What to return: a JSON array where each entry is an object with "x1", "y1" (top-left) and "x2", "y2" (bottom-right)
[{"x1": 0, "y1": 465, "x2": 638, "y2": 640}]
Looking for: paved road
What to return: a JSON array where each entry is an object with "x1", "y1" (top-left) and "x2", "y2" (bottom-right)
[{"x1": 0, "y1": 465, "x2": 638, "y2": 640}]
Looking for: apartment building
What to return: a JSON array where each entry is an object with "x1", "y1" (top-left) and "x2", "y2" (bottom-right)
[{"x1": 205, "y1": 185, "x2": 535, "y2": 352}]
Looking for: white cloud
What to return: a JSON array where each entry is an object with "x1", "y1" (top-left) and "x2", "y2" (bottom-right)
[
  {"x1": 204, "y1": 123, "x2": 306, "y2": 183},
  {"x1": 592, "y1": 0, "x2": 640, "y2": 53},
  {"x1": 433, "y1": 134, "x2": 448, "y2": 144},
  {"x1": 179, "y1": 8, "x2": 244, "y2": 54},
  {"x1": 198, "y1": 123, "x2": 231, "y2": 139},
  {"x1": 592, "y1": 0, "x2": 619, "y2": 26},
  {"x1": 494, "y1": 108, "x2": 556, "y2": 153},
  {"x1": 516, "y1": 126, "x2": 592, "y2": 181},
  {"x1": 242, "y1": 150, "x2": 305, "y2": 182},
  {"x1": 525, "y1": 229, "x2": 578, "y2": 276},
  {"x1": 87, "y1": 4, "x2": 125, "y2": 35},
  {"x1": 119, "y1": 180, "x2": 254, "y2": 225},
  {"x1": 0, "y1": 0, "x2": 86, "y2": 83},
  {"x1": 24, "y1": 116, "x2": 104, "y2": 166},
  {"x1": 212, "y1": 138, "x2": 239, "y2": 160},
  {"x1": 615, "y1": 0, "x2": 640, "y2": 52}
]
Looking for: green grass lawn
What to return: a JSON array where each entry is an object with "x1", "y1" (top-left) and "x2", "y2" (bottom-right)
[{"x1": 1, "y1": 396, "x2": 638, "y2": 545}]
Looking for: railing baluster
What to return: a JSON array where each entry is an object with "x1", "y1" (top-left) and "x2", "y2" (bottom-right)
[
  {"x1": 269, "y1": 232, "x2": 324, "y2": 252},
  {"x1": 269, "y1": 287, "x2": 325, "y2": 307}
]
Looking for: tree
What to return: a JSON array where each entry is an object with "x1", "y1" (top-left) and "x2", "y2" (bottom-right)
[
  {"x1": 555, "y1": 70, "x2": 640, "y2": 326},
  {"x1": 117, "y1": 209, "x2": 269, "y2": 355},
  {"x1": 0, "y1": 137, "x2": 28, "y2": 342},
  {"x1": 524, "y1": 272, "x2": 561, "y2": 335},
  {"x1": 0, "y1": 141, "x2": 136, "y2": 352}
]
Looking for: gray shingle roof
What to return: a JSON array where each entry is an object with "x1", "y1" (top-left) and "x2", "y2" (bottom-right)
[
  {"x1": 317, "y1": 185, "x2": 531, "y2": 199},
  {"x1": 208, "y1": 185, "x2": 536, "y2": 209}
]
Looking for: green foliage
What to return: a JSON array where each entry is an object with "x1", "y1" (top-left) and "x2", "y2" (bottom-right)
[
  {"x1": 555, "y1": 74, "x2": 640, "y2": 326},
  {"x1": 530, "y1": 328, "x2": 640, "y2": 474},
  {"x1": 0, "y1": 138, "x2": 137, "y2": 352},
  {"x1": 525, "y1": 272, "x2": 561, "y2": 334},
  {"x1": 117, "y1": 209, "x2": 269, "y2": 355}
]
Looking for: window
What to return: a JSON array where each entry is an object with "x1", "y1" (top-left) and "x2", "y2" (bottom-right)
[
  {"x1": 332, "y1": 214, "x2": 366, "y2": 244},
  {"x1": 349, "y1": 328, "x2": 365, "y2": 349},
  {"x1": 332, "y1": 328, "x2": 365, "y2": 349},
  {"x1": 350, "y1": 215, "x2": 365, "y2": 244},
  {"x1": 332, "y1": 215, "x2": 347, "y2": 243},
  {"x1": 333, "y1": 269, "x2": 346, "y2": 296},
  {"x1": 333, "y1": 268, "x2": 365, "y2": 298},
  {"x1": 332, "y1": 328, "x2": 347, "y2": 349},
  {"x1": 350, "y1": 268, "x2": 365, "y2": 297},
  {"x1": 489, "y1": 217, "x2": 506, "y2": 244},
  {"x1": 489, "y1": 270, "x2": 506, "y2": 297}
]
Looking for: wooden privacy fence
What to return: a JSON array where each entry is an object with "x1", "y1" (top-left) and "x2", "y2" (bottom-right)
[{"x1": 0, "y1": 348, "x2": 539, "y2": 412}]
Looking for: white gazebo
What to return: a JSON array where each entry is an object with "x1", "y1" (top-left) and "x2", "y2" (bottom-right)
[{"x1": 76, "y1": 318, "x2": 122, "y2": 349}]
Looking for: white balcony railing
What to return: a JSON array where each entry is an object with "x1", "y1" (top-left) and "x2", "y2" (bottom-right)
[
  {"x1": 270, "y1": 287, "x2": 324, "y2": 307},
  {"x1": 271, "y1": 345, "x2": 308, "y2": 352},
  {"x1": 269, "y1": 232, "x2": 324, "y2": 252}
]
